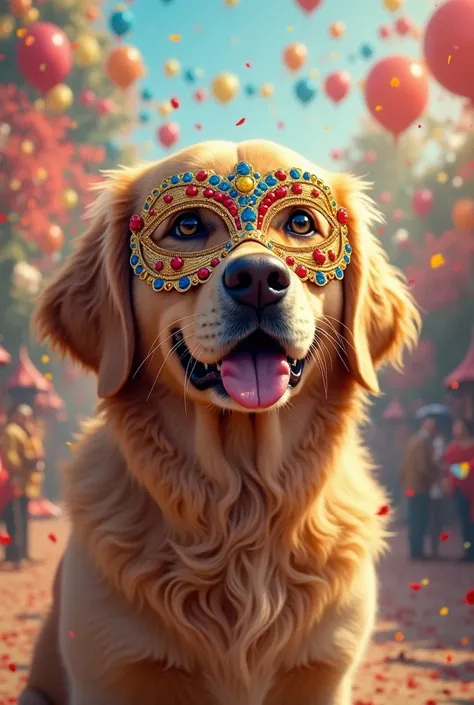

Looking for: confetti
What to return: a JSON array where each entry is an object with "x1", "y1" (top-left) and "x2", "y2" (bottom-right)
[
  {"x1": 440, "y1": 532, "x2": 449, "y2": 542},
  {"x1": 437, "y1": 171, "x2": 448, "y2": 183},
  {"x1": 25, "y1": 35, "x2": 35, "y2": 46},
  {"x1": 45, "y1": 372, "x2": 53, "y2": 380},
  {"x1": 421, "y1": 578, "x2": 430, "y2": 586},
  {"x1": 464, "y1": 541, "x2": 472, "y2": 549},
  {"x1": 448, "y1": 54, "x2": 452, "y2": 64},
  {"x1": 48, "y1": 533, "x2": 57, "y2": 543},
  {"x1": 405, "y1": 488, "x2": 415, "y2": 498},
  {"x1": 0, "y1": 533, "x2": 12, "y2": 546},
  {"x1": 41, "y1": 354, "x2": 50, "y2": 364},
  {"x1": 395, "y1": 631, "x2": 404, "y2": 641},
  {"x1": 376, "y1": 504, "x2": 390, "y2": 516},
  {"x1": 375, "y1": 105, "x2": 383, "y2": 111},
  {"x1": 288, "y1": 26, "x2": 294, "y2": 31},
  {"x1": 430, "y1": 253, "x2": 445, "y2": 269},
  {"x1": 16, "y1": 28, "x2": 27, "y2": 37},
  {"x1": 245, "y1": 62, "x2": 251, "y2": 68},
  {"x1": 464, "y1": 589, "x2": 474, "y2": 605},
  {"x1": 410, "y1": 582, "x2": 422, "y2": 592},
  {"x1": 194, "y1": 123, "x2": 202, "y2": 130},
  {"x1": 236, "y1": 117, "x2": 246, "y2": 126},
  {"x1": 170, "y1": 97, "x2": 180, "y2": 109},
  {"x1": 390, "y1": 77, "x2": 400, "y2": 88},
  {"x1": 69, "y1": 630, "x2": 76, "y2": 638},
  {"x1": 169, "y1": 34, "x2": 181, "y2": 42},
  {"x1": 461, "y1": 637, "x2": 469, "y2": 645},
  {"x1": 66, "y1": 441, "x2": 78, "y2": 452},
  {"x1": 439, "y1": 606, "x2": 449, "y2": 616},
  {"x1": 8, "y1": 663, "x2": 16, "y2": 673}
]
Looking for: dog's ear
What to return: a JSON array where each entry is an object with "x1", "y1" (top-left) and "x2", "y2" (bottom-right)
[
  {"x1": 33, "y1": 168, "x2": 140, "y2": 398},
  {"x1": 331, "y1": 173, "x2": 421, "y2": 394}
]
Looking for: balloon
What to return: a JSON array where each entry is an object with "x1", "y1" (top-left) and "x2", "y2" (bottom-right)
[
  {"x1": 295, "y1": 0, "x2": 323, "y2": 13},
  {"x1": 16, "y1": 22, "x2": 72, "y2": 93},
  {"x1": 424, "y1": 0, "x2": 474, "y2": 101},
  {"x1": 10, "y1": 0, "x2": 31, "y2": 15},
  {"x1": 157, "y1": 122, "x2": 180, "y2": 149},
  {"x1": 411, "y1": 189, "x2": 433, "y2": 217},
  {"x1": 79, "y1": 89, "x2": 95, "y2": 106},
  {"x1": 141, "y1": 87, "x2": 153, "y2": 101},
  {"x1": 109, "y1": 9, "x2": 134, "y2": 37},
  {"x1": 45, "y1": 83, "x2": 73, "y2": 112},
  {"x1": 260, "y1": 83, "x2": 274, "y2": 98},
  {"x1": 194, "y1": 88, "x2": 207, "y2": 102},
  {"x1": 1, "y1": 15, "x2": 15, "y2": 38},
  {"x1": 75, "y1": 35, "x2": 101, "y2": 67},
  {"x1": 40, "y1": 224, "x2": 64, "y2": 254},
  {"x1": 452, "y1": 198, "x2": 474, "y2": 231},
  {"x1": 184, "y1": 68, "x2": 198, "y2": 83},
  {"x1": 139, "y1": 111, "x2": 150, "y2": 123},
  {"x1": 105, "y1": 141, "x2": 119, "y2": 160},
  {"x1": 62, "y1": 189, "x2": 78, "y2": 209},
  {"x1": 105, "y1": 46, "x2": 146, "y2": 90},
  {"x1": 85, "y1": 5, "x2": 101, "y2": 21},
  {"x1": 295, "y1": 77, "x2": 317, "y2": 105},
  {"x1": 395, "y1": 16, "x2": 412, "y2": 36},
  {"x1": 379, "y1": 191, "x2": 392, "y2": 204},
  {"x1": 364, "y1": 151, "x2": 378, "y2": 164},
  {"x1": 329, "y1": 21, "x2": 345, "y2": 39},
  {"x1": 225, "y1": 0, "x2": 239, "y2": 5},
  {"x1": 164, "y1": 58, "x2": 180, "y2": 77},
  {"x1": 360, "y1": 44, "x2": 374, "y2": 59},
  {"x1": 384, "y1": 0, "x2": 403, "y2": 11},
  {"x1": 324, "y1": 70, "x2": 351, "y2": 104},
  {"x1": 283, "y1": 43, "x2": 308, "y2": 72},
  {"x1": 364, "y1": 56, "x2": 429, "y2": 138},
  {"x1": 158, "y1": 101, "x2": 172, "y2": 117},
  {"x1": 95, "y1": 98, "x2": 114, "y2": 116},
  {"x1": 23, "y1": 8, "x2": 39, "y2": 24},
  {"x1": 211, "y1": 72, "x2": 240, "y2": 103},
  {"x1": 379, "y1": 25, "x2": 392, "y2": 39}
]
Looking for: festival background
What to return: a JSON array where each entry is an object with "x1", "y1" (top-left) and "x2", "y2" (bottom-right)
[{"x1": 1, "y1": 0, "x2": 474, "y2": 703}]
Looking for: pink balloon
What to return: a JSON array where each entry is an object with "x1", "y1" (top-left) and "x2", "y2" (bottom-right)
[
  {"x1": 395, "y1": 17, "x2": 412, "y2": 36},
  {"x1": 194, "y1": 88, "x2": 207, "y2": 102},
  {"x1": 295, "y1": 0, "x2": 323, "y2": 13},
  {"x1": 379, "y1": 25, "x2": 392, "y2": 39},
  {"x1": 16, "y1": 22, "x2": 72, "y2": 93},
  {"x1": 392, "y1": 209, "x2": 405, "y2": 222},
  {"x1": 79, "y1": 89, "x2": 96, "y2": 107},
  {"x1": 379, "y1": 191, "x2": 392, "y2": 204},
  {"x1": 364, "y1": 56, "x2": 429, "y2": 138},
  {"x1": 95, "y1": 98, "x2": 114, "y2": 116},
  {"x1": 324, "y1": 70, "x2": 351, "y2": 104},
  {"x1": 364, "y1": 151, "x2": 378, "y2": 164},
  {"x1": 424, "y1": 0, "x2": 474, "y2": 101},
  {"x1": 157, "y1": 122, "x2": 180, "y2": 149},
  {"x1": 412, "y1": 188, "x2": 434, "y2": 217}
]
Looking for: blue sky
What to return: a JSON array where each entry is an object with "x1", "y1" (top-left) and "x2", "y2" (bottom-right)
[{"x1": 104, "y1": 0, "x2": 461, "y2": 169}]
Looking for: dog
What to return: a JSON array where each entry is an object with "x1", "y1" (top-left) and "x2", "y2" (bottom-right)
[{"x1": 20, "y1": 140, "x2": 420, "y2": 705}]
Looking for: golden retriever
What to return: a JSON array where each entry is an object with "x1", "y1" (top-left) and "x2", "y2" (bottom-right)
[{"x1": 19, "y1": 140, "x2": 420, "y2": 705}]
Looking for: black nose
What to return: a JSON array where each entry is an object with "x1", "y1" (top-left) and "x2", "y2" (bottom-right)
[{"x1": 223, "y1": 254, "x2": 291, "y2": 309}]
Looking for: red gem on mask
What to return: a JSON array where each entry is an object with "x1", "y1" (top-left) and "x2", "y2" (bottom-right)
[
  {"x1": 213, "y1": 192, "x2": 224, "y2": 202},
  {"x1": 275, "y1": 169, "x2": 287, "y2": 181},
  {"x1": 210, "y1": 257, "x2": 220, "y2": 267},
  {"x1": 292, "y1": 183, "x2": 303, "y2": 194},
  {"x1": 163, "y1": 194, "x2": 173, "y2": 204},
  {"x1": 149, "y1": 207, "x2": 156, "y2": 216},
  {"x1": 312, "y1": 249, "x2": 326, "y2": 265},
  {"x1": 286, "y1": 256, "x2": 295, "y2": 266},
  {"x1": 129, "y1": 214, "x2": 144, "y2": 231},
  {"x1": 328, "y1": 250, "x2": 336, "y2": 261},
  {"x1": 234, "y1": 217, "x2": 241, "y2": 229},
  {"x1": 170, "y1": 257, "x2": 184, "y2": 270},
  {"x1": 229, "y1": 205, "x2": 238, "y2": 216},
  {"x1": 155, "y1": 261, "x2": 164, "y2": 272},
  {"x1": 337, "y1": 208, "x2": 349, "y2": 224},
  {"x1": 223, "y1": 197, "x2": 233, "y2": 208},
  {"x1": 295, "y1": 265, "x2": 308, "y2": 278},
  {"x1": 196, "y1": 170, "x2": 207, "y2": 181},
  {"x1": 275, "y1": 187, "x2": 287, "y2": 198},
  {"x1": 266, "y1": 192, "x2": 277, "y2": 204},
  {"x1": 311, "y1": 189, "x2": 320, "y2": 198},
  {"x1": 259, "y1": 204, "x2": 269, "y2": 214},
  {"x1": 198, "y1": 267, "x2": 210, "y2": 280},
  {"x1": 203, "y1": 188, "x2": 214, "y2": 198},
  {"x1": 186, "y1": 185, "x2": 198, "y2": 197}
]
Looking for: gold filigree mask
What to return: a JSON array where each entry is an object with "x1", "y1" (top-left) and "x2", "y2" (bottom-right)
[{"x1": 129, "y1": 161, "x2": 352, "y2": 293}]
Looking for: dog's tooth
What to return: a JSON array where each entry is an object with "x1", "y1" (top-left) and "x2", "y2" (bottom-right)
[
  {"x1": 204, "y1": 363, "x2": 209, "y2": 370},
  {"x1": 216, "y1": 362, "x2": 222, "y2": 371}
]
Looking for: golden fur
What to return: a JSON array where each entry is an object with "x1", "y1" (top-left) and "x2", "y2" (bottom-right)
[{"x1": 20, "y1": 140, "x2": 420, "y2": 705}]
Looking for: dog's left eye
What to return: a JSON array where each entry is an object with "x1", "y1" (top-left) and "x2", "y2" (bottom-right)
[
  {"x1": 285, "y1": 210, "x2": 317, "y2": 238},
  {"x1": 171, "y1": 213, "x2": 206, "y2": 239}
]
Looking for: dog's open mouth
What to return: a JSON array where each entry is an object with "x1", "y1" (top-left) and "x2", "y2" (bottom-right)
[{"x1": 172, "y1": 329, "x2": 305, "y2": 409}]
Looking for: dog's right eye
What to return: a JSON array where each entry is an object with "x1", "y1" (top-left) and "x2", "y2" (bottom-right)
[{"x1": 171, "y1": 213, "x2": 206, "y2": 239}]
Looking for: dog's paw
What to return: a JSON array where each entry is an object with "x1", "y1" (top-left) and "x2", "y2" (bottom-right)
[{"x1": 18, "y1": 689, "x2": 54, "y2": 705}]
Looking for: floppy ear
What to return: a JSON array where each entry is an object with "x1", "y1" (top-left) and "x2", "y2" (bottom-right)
[
  {"x1": 33, "y1": 168, "x2": 140, "y2": 398},
  {"x1": 331, "y1": 173, "x2": 421, "y2": 394}
]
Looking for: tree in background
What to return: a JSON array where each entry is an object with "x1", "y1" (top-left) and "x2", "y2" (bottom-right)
[{"x1": 343, "y1": 111, "x2": 474, "y2": 416}]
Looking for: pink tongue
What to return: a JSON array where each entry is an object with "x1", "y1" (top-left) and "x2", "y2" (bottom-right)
[{"x1": 220, "y1": 352, "x2": 290, "y2": 409}]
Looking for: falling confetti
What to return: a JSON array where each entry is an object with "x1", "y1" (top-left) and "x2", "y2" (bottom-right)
[
  {"x1": 69, "y1": 630, "x2": 76, "y2": 638},
  {"x1": 390, "y1": 76, "x2": 400, "y2": 87},
  {"x1": 41, "y1": 354, "x2": 49, "y2": 364},
  {"x1": 377, "y1": 504, "x2": 390, "y2": 516},
  {"x1": 375, "y1": 104, "x2": 383, "y2": 111},
  {"x1": 430, "y1": 253, "x2": 445, "y2": 269},
  {"x1": 245, "y1": 62, "x2": 251, "y2": 68},
  {"x1": 236, "y1": 117, "x2": 246, "y2": 126},
  {"x1": 439, "y1": 606, "x2": 449, "y2": 616},
  {"x1": 440, "y1": 532, "x2": 449, "y2": 542},
  {"x1": 48, "y1": 533, "x2": 57, "y2": 543},
  {"x1": 410, "y1": 582, "x2": 422, "y2": 591},
  {"x1": 395, "y1": 631, "x2": 404, "y2": 641},
  {"x1": 448, "y1": 54, "x2": 452, "y2": 64},
  {"x1": 170, "y1": 97, "x2": 180, "y2": 109},
  {"x1": 421, "y1": 578, "x2": 430, "y2": 586},
  {"x1": 169, "y1": 34, "x2": 181, "y2": 42},
  {"x1": 464, "y1": 589, "x2": 474, "y2": 605}
]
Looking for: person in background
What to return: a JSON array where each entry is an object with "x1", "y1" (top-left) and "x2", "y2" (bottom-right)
[
  {"x1": 400, "y1": 416, "x2": 439, "y2": 560},
  {"x1": 443, "y1": 418, "x2": 474, "y2": 562},
  {"x1": 0, "y1": 404, "x2": 45, "y2": 568},
  {"x1": 429, "y1": 430, "x2": 447, "y2": 559}
]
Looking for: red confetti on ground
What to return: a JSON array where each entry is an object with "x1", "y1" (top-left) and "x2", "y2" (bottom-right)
[
  {"x1": 69, "y1": 631, "x2": 76, "y2": 639},
  {"x1": 464, "y1": 589, "x2": 474, "y2": 605},
  {"x1": 245, "y1": 62, "x2": 251, "y2": 68},
  {"x1": 0, "y1": 533, "x2": 12, "y2": 546},
  {"x1": 377, "y1": 504, "x2": 390, "y2": 516},
  {"x1": 410, "y1": 582, "x2": 422, "y2": 592},
  {"x1": 47, "y1": 533, "x2": 57, "y2": 543},
  {"x1": 170, "y1": 97, "x2": 179, "y2": 109},
  {"x1": 8, "y1": 664, "x2": 16, "y2": 673},
  {"x1": 440, "y1": 532, "x2": 449, "y2": 542},
  {"x1": 236, "y1": 118, "x2": 246, "y2": 126}
]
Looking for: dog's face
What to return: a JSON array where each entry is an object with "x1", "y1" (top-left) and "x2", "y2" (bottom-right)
[{"x1": 34, "y1": 140, "x2": 420, "y2": 412}]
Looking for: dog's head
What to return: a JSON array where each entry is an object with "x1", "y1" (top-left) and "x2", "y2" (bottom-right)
[{"x1": 34, "y1": 140, "x2": 420, "y2": 412}]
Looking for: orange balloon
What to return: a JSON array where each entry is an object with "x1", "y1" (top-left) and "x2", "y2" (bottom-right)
[
  {"x1": 10, "y1": 0, "x2": 31, "y2": 15},
  {"x1": 282, "y1": 43, "x2": 308, "y2": 72},
  {"x1": 40, "y1": 224, "x2": 64, "y2": 254},
  {"x1": 105, "y1": 46, "x2": 146, "y2": 90},
  {"x1": 452, "y1": 198, "x2": 474, "y2": 232}
]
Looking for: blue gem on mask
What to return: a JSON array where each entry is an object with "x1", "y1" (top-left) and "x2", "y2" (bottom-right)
[
  {"x1": 143, "y1": 203, "x2": 149, "y2": 210},
  {"x1": 238, "y1": 196, "x2": 248, "y2": 206},
  {"x1": 209, "y1": 175, "x2": 220, "y2": 186},
  {"x1": 290, "y1": 168, "x2": 301, "y2": 179},
  {"x1": 241, "y1": 207, "x2": 256, "y2": 222},
  {"x1": 152, "y1": 189, "x2": 159, "y2": 196},
  {"x1": 303, "y1": 172, "x2": 311, "y2": 180},
  {"x1": 316, "y1": 272, "x2": 327, "y2": 286},
  {"x1": 161, "y1": 182, "x2": 169, "y2": 188},
  {"x1": 258, "y1": 182, "x2": 268, "y2": 191},
  {"x1": 130, "y1": 242, "x2": 136, "y2": 249},
  {"x1": 135, "y1": 264, "x2": 144, "y2": 275},
  {"x1": 344, "y1": 254, "x2": 350, "y2": 263},
  {"x1": 182, "y1": 172, "x2": 193, "y2": 182},
  {"x1": 245, "y1": 224, "x2": 254, "y2": 231},
  {"x1": 248, "y1": 196, "x2": 257, "y2": 205},
  {"x1": 170, "y1": 175, "x2": 179, "y2": 184},
  {"x1": 254, "y1": 189, "x2": 261, "y2": 196},
  {"x1": 236, "y1": 162, "x2": 251, "y2": 176},
  {"x1": 153, "y1": 278, "x2": 164, "y2": 291},
  {"x1": 228, "y1": 174, "x2": 235, "y2": 180},
  {"x1": 230, "y1": 189, "x2": 238, "y2": 197},
  {"x1": 265, "y1": 175, "x2": 277, "y2": 187},
  {"x1": 225, "y1": 242, "x2": 233, "y2": 249},
  {"x1": 218, "y1": 182, "x2": 230, "y2": 191},
  {"x1": 178, "y1": 276, "x2": 191, "y2": 290},
  {"x1": 345, "y1": 244, "x2": 352, "y2": 254},
  {"x1": 335, "y1": 268, "x2": 344, "y2": 279},
  {"x1": 130, "y1": 254, "x2": 139, "y2": 266},
  {"x1": 254, "y1": 172, "x2": 260, "y2": 178}
]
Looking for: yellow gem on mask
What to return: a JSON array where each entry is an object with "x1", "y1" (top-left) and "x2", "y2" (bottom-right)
[{"x1": 235, "y1": 175, "x2": 255, "y2": 193}]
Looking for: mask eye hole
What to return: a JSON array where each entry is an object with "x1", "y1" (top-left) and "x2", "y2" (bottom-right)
[
  {"x1": 172, "y1": 212, "x2": 206, "y2": 239},
  {"x1": 285, "y1": 210, "x2": 317, "y2": 238}
]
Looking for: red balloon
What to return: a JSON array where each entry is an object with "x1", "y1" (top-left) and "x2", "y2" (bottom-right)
[
  {"x1": 424, "y1": 0, "x2": 474, "y2": 101},
  {"x1": 379, "y1": 25, "x2": 392, "y2": 39},
  {"x1": 395, "y1": 17, "x2": 412, "y2": 36},
  {"x1": 364, "y1": 56, "x2": 429, "y2": 138},
  {"x1": 157, "y1": 122, "x2": 180, "y2": 149},
  {"x1": 16, "y1": 22, "x2": 72, "y2": 93},
  {"x1": 411, "y1": 188, "x2": 434, "y2": 217},
  {"x1": 295, "y1": 0, "x2": 323, "y2": 13},
  {"x1": 324, "y1": 70, "x2": 351, "y2": 104}
]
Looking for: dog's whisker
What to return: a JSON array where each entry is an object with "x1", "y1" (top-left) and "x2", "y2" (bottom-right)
[
  {"x1": 134, "y1": 312, "x2": 202, "y2": 378},
  {"x1": 314, "y1": 335, "x2": 333, "y2": 372},
  {"x1": 145, "y1": 337, "x2": 185, "y2": 401},
  {"x1": 133, "y1": 320, "x2": 197, "y2": 379},
  {"x1": 309, "y1": 343, "x2": 328, "y2": 399},
  {"x1": 317, "y1": 328, "x2": 350, "y2": 373},
  {"x1": 322, "y1": 314, "x2": 357, "y2": 346},
  {"x1": 183, "y1": 343, "x2": 203, "y2": 416},
  {"x1": 320, "y1": 316, "x2": 351, "y2": 355}
]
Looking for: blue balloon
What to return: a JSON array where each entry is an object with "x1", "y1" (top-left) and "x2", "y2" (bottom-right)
[
  {"x1": 360, "y1": 43, "x2": 374, "y2": 59},
  {"x1": 105, "y1": 141, "x2": 119, "y2": 160},
  {"x1": 295, "y1": 78, "x2": 317, "y2": 105},
  {"x1": 139, "y1": 111, "x2": 150, "y2": 124},
  {"x1": 141, "y1": 87, "x2": 153, "y2": 101},
  {"x1": 245, "y1": 83, "x2": 257, "y2": 97},
  {"x1": 184, "y1": 68, "x2": 197, "y2": 83},
  {"x1": 109, "y1": 9, "x2": 134, "y2": 37}
]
